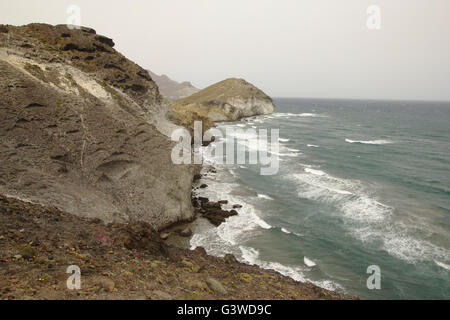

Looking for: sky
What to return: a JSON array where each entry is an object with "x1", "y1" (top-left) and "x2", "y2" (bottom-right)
[{"x1": 1, "y1": 0, "x2": 449, "y2": 101}]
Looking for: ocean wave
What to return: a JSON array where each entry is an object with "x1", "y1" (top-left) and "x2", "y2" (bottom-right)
[
  {"x1": 190, "y1": 161, "x2": 345, "y2": 293},
  {"x1": 345, "y1": 139, "x2": 392, "y2": 145},
  {"x1": 307, "y1": 144, "x2": 319, "y2": 148},
  {"x1": 304, "y1": 257, "x2": 317, "y2": 267},
  {"x1": 271, "y1": 151, "x2": 300, "y2": 158},
  {"x1": 273, "y1": 112, "x2": 324, "y2": 118},
  {"x1": 257, "y1": 194, "x2": 273, "y2": 200},
  {"x1": 290, "y1": 167, "x2": 450, "y2": 264},
  {"x1": 434, "y1": 260, "x2": 450, "y2": 270},
  {"x1": 238, "y1": 246, "x2": 343, "y2": 292},
  {"x1": 304, "y1": 168, "x2": 326, "y2": 176},
  {"x1": 299, "y1": 113, "x2": 320, "y2": 117},
  {"x1": 281, "y1": 228, "x2": 291, "y2": 234},
  {"x1": 219, "y1": 129, "x2": 300, "y2": 159}
]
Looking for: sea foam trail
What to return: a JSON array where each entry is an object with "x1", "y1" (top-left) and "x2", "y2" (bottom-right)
[
  {"x1": 434, "y1": 260, "x2": 450, "y2": 270},
  {"x1": 273, "y1": 112, "x2": 325, "y2": 118},
  {"x1": 191, "y1": 121, "x2": 346, "y2": 293},
  {"x1": 222, "y1": 126, "x2": 300, "y2": 158},
  {"x1": 257, "y1": 194, "x2": 273, "y2": 200},
  {"x1": 238, "y1": 246, "x2": 342, "y2": 292},
  {"x1": 345, "y1": 139, "x2": 392, "y2": 145},
  {"x1": 289, "y1": 167, "x2": 450, "y2": 264}
]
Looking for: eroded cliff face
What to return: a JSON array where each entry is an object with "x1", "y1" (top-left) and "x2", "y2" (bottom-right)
[
  {"x1": 0, "y1": 24, "x2": 194, "y2": 230},
  {"x1": 173, "y1": 78, "x2": 275, "y2": 122}
]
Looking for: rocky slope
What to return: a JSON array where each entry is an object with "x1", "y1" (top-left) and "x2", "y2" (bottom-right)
[
  {"x1": 0, "y1": 195, "x2": 354, "y2": 300},
  {"x1": 173, "y1": 78, "x2": 275, "y2": 121},
  {"x1": 148, "y1": 70, "x2": 200, "y2": 100},
  {"x1": 0, "y1": 24, "x2": 195, "y2": 230}
]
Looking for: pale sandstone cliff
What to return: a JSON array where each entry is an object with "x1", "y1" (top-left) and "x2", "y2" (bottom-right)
[{"x1": 173, "y1": 78, "x2": 275, "y2": 122}]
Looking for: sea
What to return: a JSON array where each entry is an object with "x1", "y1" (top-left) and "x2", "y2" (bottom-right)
[{"x1": 190, "y1": 97, "x2": 450, "y2": 299}]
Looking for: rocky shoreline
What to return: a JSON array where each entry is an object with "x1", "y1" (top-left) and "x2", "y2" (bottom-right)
[{"x1": 0, "y1": 194, "x2": 355, "y2": 300}]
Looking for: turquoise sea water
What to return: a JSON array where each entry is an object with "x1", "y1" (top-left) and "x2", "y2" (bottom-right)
[{"x1": 191, "y1": 98, "x2": 450, "y2": 299}]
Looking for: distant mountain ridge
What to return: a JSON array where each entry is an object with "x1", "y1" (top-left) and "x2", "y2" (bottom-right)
[{"x1": 148, "y1": 70, "x2": 200, "y2": 100}]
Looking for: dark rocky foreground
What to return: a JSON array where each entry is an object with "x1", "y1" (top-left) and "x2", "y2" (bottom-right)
[{"x1": 0, "y1": 195, "x2": 355, "y2": 300}]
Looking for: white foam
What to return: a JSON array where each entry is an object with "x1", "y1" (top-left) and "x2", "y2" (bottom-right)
[
  {"x1": 271, "y1": 151, "x2": 300, "y2": 158},
  {"x1": 299, "y1": 113, "x2": 319, "y2": 117},
  {"x1": 292, "y1": 171, "x2": 386, "y2": 222},
  {"x1": 257, "y1": 194, "x2": 273, "y2": 200},
  {"x1": 304, "y1": 168, "x2": 326, "y2": 176},
  {"x1": 290, "y1": 168, "x2": 450, "y2": 264},
  {"x1": 304, "y1": 257, "x2": 317, "y2": 267},
  {"x1": 281, "y1": 228, "x2": 291, "y2": 234},
  {"x1": 273, "y1": 112, "x2": 324, "y2": 118},
  {"x1": 256, "y1": 218, "x2": 272, "y2": 229},
  {"x1": 345, "y1": 139, "x2": 392, "y2": 145},
  {"x1": 434, "y1": 260, "x2": 450, "y2": 270},
  {"x1": 240, "y1": 246, "x2": 260, "y2": 265},
  {"x1": 307, "y1": 144, "x2": 319, "y2": 148},
  {"x1": 278, "y1": 138, "x2": 290, "y2": 142},
  {"x1": 237, "y1": 247, "x2": 343, "y2": 292},
  {"x1": 190, "y1": 157, "x2": 345, "y2": 293}
]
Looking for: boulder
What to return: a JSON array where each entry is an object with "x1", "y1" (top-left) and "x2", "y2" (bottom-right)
[{"x1": 206, "y1": 277, "x2": 227, "y2": 295}]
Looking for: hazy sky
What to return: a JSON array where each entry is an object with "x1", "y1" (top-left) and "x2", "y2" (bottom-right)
[{"x1": 1, "y1": 0, "x2": 449, "y2": 100}]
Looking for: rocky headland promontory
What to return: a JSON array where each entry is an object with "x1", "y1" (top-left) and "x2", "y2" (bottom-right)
[{"x1": 171, "y1": 78, "x2": 275, "y2": 122}]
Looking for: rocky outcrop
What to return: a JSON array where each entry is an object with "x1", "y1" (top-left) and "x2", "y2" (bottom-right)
[
  {"x1": 148, "y1": 70, "x2": 200, "y2": 100},
  {"x1": 0, "y1": 24, "x2": 195, "y2": 230},
  {"x1": 173, "y1": 78, "x2": 275, "y2": 121},
  {"x1": 191, "y1": 196, "x2": 238, "y2": 227}
]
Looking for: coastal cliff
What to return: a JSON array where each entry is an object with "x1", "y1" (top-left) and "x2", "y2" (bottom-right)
[
  {"x1": 0, "y1": 24, "x2": 194, "y2": 230},
  {"x1": 172, "y1": 78, "x2": 275, "y2": 122},
  {"x1": 0, "y1": 23, "x2": 351, "y2": 300}
]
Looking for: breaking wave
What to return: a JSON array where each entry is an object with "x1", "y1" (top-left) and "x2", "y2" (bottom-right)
[{"x1": 345, "y1": 139, "x2": 393, "y2": 145}]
